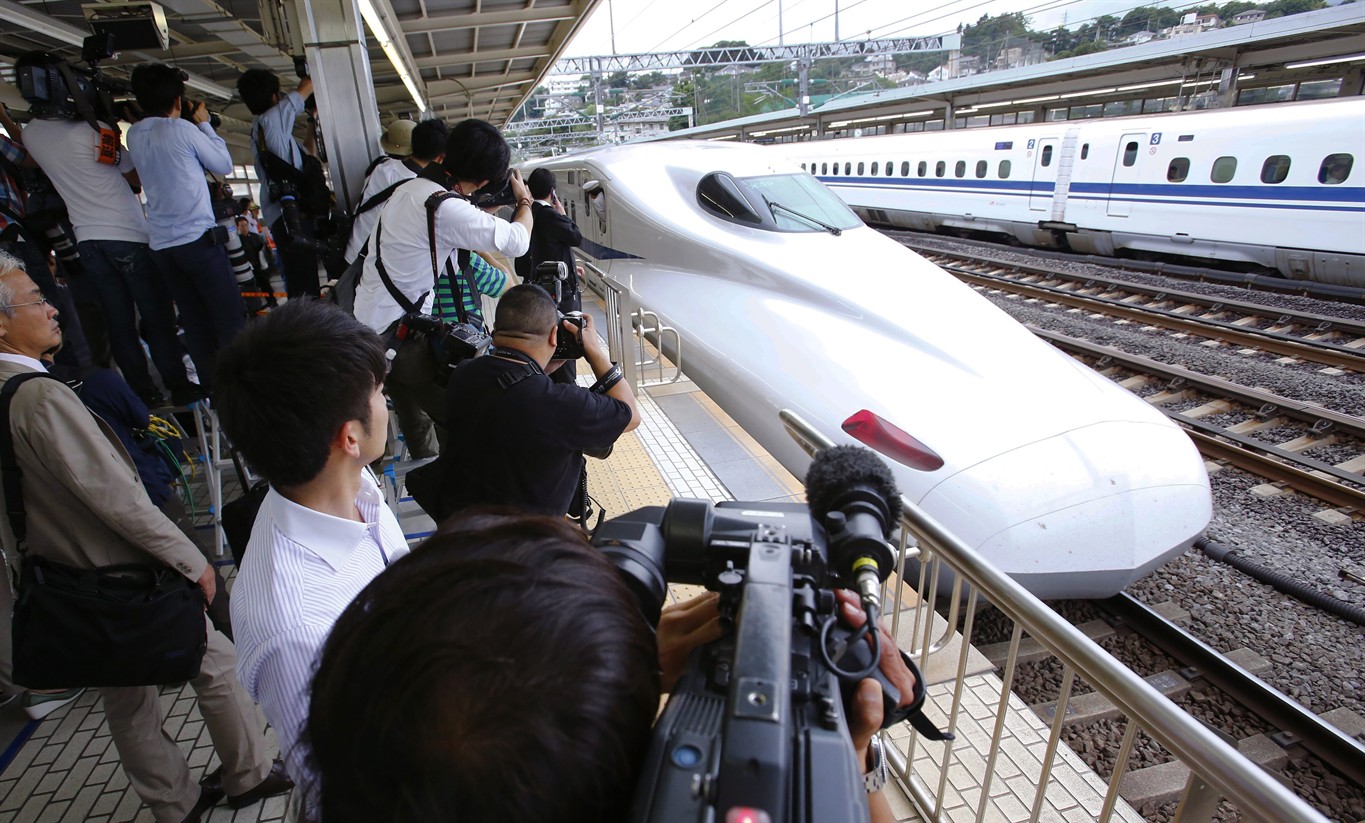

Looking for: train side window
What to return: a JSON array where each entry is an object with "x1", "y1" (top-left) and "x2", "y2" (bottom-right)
[
  {"x1": 1260, "y1": 155, "x2": 1291, "y2": 184},
  {"x1": 1122, "y1": 141, "x2": 1139, "y2": 167},
  {"x1": 870, "y1": 162, "x2": 878, "y2": 176},
  {"x1": 900, "y1": 161, "x2": 910, "y2": 176},
  {"x1": 917, "y1": 161, "x2": 926, "y2": 177},
  {"x1": 1081, "y1": 143, "x2": 1090, "y2": 160},
  {"x1": 844, "y1": 162, "x2": 852, "y2": 175},
  {"x1": 1167, "y1": 158, "x2": 1190, "y2": 182},
  {"x1": 857, "y1": 162, "x2": 865, "y2": 175},
  {"x1": 975, "y1": 160, "x2": 987, "y2": 178},
  {"x1": 1319, "y1": 153, "x2": 1353, "y2": 184},
  {"x1": 954, "y1": 160, "x2": 966, "y2": 178},
  {"x1": 1041, "y1": 145, "x2": 1053, "y2": 167},
  {"x1": 801, "y1": 163, "x2": 807, "y2": 171},
  {"x1": 821, "y1": 162, "x2": 828, "y2": 175},
  {"x1": 935, "y1": 161, "x2": 945, "y2": 177},
  {"x1": 1211, "y1": 156, "x2": 1237, "y2": 183},
  {"x1": 885, "y1": 159, "x2": 893, "y2": 176},
  {"x1": 567, "y1": 171, "x2": 577, "y2": 185},
  {"x1": 998, "y1": 160, "x2": 1011, "y2": 178}
]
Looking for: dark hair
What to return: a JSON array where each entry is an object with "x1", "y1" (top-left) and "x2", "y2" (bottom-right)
[
  {"x1": 493, "y1": 283, "x2": 558, "y2": 338},
  {"x1": 527, "y1": 167, "x2": 556, "y2": 200},
  {"x1": 130, "y1": 63, "x2": 185, "y2": 117},
  {"x1": 409, "y1": 119, "x2": 448, "y2": 162},
  {"x1": 306, "y1": 512, "x2": 660, "y2": 823},
  {"x1": 213, "y1": 300, "x2": 387, "y2": 488},
  {"x1": 441, "y1": 119, "x2": 510, "y2": 185},
  {"x1": 237, "y1": 69, "x2": 282, "y2": 116}
]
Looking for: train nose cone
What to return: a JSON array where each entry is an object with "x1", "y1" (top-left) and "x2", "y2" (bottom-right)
[{"x1": 918, "y1": 420, "x2": 1212, "y2": 599}]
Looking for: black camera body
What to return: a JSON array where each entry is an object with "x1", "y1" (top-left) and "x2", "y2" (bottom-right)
[
  {"x1": 470, "y1": 174, "x2": 516, "y2": 210},
  {"x1": 593, "y1": 446, "x2": 950, "y2": 823},
  {"x1": 180, "y1": 99, "x2": 222, "y2": 130},
  {"x1": 15, "y1": 53, "x2": 128, "y2": 124},
  {"x1": 531, "y1": 260, "x2": 567, "y2": 304},
  {"x1": 554, "y1": 313, "x2": 587, "y2": 361},
  {"x1": 397, "y1": 313, "x2": 492, "y2": 384}
]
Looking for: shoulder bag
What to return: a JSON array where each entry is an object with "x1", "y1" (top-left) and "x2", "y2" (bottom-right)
[{"x1": 1, "y1": 373, "x2": 208, "y2": 688}]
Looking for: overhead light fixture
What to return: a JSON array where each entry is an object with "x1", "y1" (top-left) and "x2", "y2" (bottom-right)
[
  {"x1": 1284, "y1": 53, "x2": 1365, "y2": 70},
  {"x1": 356, "y1": 0, "x2": 426, "y2": 112}
]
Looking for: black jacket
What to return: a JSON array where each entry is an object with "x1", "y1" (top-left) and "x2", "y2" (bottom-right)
[{"x1": 516, "y1": 201, "x2": 583, "y2": 311}]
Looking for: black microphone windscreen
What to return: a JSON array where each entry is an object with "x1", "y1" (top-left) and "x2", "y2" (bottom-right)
[{"x1": 804, "y1": 445, "x2": 903, "y2": 526}]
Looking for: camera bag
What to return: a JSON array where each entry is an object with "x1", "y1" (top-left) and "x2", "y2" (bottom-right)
[
  {"x1": 0, "y1": 373, "x2": 207, "y2": 688},
  {"x1": 253, "y1": 124, "x2": 331, "y2": 215}
]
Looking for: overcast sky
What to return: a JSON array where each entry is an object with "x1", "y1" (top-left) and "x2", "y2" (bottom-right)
[{"x1": 561, "y1": 0, "x2": 1181, "y2": 58}]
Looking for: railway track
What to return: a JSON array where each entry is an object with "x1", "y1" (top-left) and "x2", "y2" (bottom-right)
[
  {"x1": 1033, "y1": 327, "x2": 1365, "y2": 513},
  {"x1": 903, "y1": 242, "x2": 1365, "y2": 373}
]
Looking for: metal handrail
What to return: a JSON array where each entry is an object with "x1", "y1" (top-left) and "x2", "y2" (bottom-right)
[{"x1": 778, "y1": 409, "x2": 1328, "y2": 823}]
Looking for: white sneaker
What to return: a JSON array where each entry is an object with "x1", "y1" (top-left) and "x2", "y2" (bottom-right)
[{"x1": 21, "y1": 687, "x2": 86, "y2": 720}]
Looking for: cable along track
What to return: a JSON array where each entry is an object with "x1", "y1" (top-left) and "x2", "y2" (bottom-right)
[{"x1": 913, "y1": 246, "x2": 1365, "y2": 373}]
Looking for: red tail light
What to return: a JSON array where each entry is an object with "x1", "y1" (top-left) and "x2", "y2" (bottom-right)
[{"x1": 842, "y1": 409, "x2": 944, "y2": 472}]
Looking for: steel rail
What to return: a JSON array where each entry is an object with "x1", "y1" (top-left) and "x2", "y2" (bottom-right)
[
  {"x1": 1185, "y1": 428, "x2": 1365, "y2": 510},
  {"x1": 1032, "y1": 327, "x2": 1365, "y2": 439},
  {"x1": 946, "y1": 266, "x2": 1365, "y2": 371},
  {"x1": 1098, "y1": 593, "x2": 1365, "y2": 788}
]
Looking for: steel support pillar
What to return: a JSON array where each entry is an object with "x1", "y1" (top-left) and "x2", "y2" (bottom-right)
[{"x1": 291, "y1": 0, "x2": 383, "y2": 210}]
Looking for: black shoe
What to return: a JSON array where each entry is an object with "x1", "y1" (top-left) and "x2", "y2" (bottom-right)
[
  {"x1": 198, "y1": 764, "x2": 222, "y2": 793},
  {"x1": 182, "y1": 785, "x2": 225, "y2": 823},
  {"x1": 227, "y1": 758, "x2": 294, "y2": 809}
]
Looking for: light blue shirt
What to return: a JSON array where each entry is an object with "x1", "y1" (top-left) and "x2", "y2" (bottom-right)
[
  {"x1": 251, "y1": 90, "x2": 306, "y2": 228},
  {"x1": 125, "y1": 116, "x2": 233, "y2": 250}
]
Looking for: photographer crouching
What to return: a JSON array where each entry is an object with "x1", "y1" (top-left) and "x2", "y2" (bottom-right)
[
  {"x1": 411, "y1": 283, "x2": 639, "y2": 522},
  {"x1": 352, "y1": 119, "x2": 531, "y2": 457}
]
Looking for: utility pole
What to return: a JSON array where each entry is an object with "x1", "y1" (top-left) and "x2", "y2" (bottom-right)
[
  {"x1": 779, "y1": 0, "x2": 783, "y2": 46},
  {"x1": 835, "y1": 0, "x2": 840, "y2": 41},
  {"x1": 608, "y1": 0, "x2": 617, "y2": 54}
]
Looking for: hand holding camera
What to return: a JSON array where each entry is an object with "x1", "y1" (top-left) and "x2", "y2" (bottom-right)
[{"x1": 509, "y1": 168, "x2": 531, "y2": 206}]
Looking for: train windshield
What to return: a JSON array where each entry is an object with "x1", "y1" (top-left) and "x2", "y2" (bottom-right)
[{"x1": 697, "y1": 172, "x2": 861, "y2": 233}]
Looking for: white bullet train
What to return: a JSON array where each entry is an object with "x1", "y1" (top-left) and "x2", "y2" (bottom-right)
[
  {"x1": 530, "y1": 141, "x2": 1212, "y2": 599},
  {"x1": 777, "y1": 98, "x2": 1365, "y2": 289}
]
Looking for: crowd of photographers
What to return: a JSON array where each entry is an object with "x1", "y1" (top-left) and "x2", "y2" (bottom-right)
[{"x1": 0, "y1": 49, "x2": 913, "y2": 823}]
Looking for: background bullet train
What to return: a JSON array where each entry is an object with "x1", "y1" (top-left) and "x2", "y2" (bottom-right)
[
  {"x1": 531, "y1": 141, "x2": 1212, "y2": 599},
  {"x1": 777, "y1": 98, "x2": 1365, "y2": 289}
]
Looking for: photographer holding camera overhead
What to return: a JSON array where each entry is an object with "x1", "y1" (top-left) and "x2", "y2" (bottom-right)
[
  {"x1": 125, "y1": 63, "x2": 245, "y2": 395},
  {"x1": 237, "y1": 66, "x2": 324, "y2": 299},
  {"x1": 352, "y1": 118, "x2": 532, "y2": 456}
]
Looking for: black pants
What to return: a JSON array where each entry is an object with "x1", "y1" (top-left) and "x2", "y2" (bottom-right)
[{"x1": 271, "y1": 216, "x2": 320, "y2": 299}]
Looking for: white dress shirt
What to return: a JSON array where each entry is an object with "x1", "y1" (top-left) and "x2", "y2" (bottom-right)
[
  {"x1": 230, "y1": 468, "x2": 409, "y2": 792},
  {"x1": 352, "y1": 177, "x2": 530, "y2": 334},
  {"x1": 343, "y1": 157, "x2": 417, "y2": 264},
  {"x1": 125, "y1": 116, "x2": 233, "y2": 250},
  {"x1": 22, "y1": 118, "x2": 149, "y2": 245}
]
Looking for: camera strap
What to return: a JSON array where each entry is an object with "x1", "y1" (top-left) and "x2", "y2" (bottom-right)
[
  {"x1": 371, "y1": 216, "x2": 427, "y2": 316},
  {"x1": 54, "y1": 61, "x2": 119, "y2": 165},
  {"x1": 488, "y1": 345, "x2": 543, "y2": 389},
  {"x1": 424, "y1": 191, "x2": 480, "y2": 327}
]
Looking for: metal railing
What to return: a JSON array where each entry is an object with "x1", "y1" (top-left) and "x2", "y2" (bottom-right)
[
  {"x1": 576, "y1": 256, "x2": 684, "y2": 389},
  {"x1": 779, "y1": 410, "x2": 1328, "y2": 823}
]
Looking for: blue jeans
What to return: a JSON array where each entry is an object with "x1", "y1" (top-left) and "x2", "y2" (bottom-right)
[
  {"x1": 148, "y1": 232, "x2": 246, "y2": 392},
  {"x1": 77, "y1": 239, "x2": 190, "y2": 395}
]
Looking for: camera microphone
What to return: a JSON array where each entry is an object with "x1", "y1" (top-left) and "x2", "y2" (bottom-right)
[{"x1": 805, "y1": 445, "x2": 901, "y2": 614}]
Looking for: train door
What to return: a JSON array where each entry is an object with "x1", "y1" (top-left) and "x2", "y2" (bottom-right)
[
  {"x1": 1106, "y1": 132, "x2": 1147, "y2": 217},
  {"x1": 1028, "y1": 136, "x2": 1060, "y2": 211}
]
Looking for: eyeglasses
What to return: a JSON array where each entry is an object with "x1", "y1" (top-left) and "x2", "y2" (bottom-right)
[{"x1": 11, "y1": 296, "x2": 50, "y2": 309}]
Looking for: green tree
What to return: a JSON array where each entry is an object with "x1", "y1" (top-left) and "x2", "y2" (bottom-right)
[{"x1": 1264, "y1": 0, "x2": 1327, "y2": 16}]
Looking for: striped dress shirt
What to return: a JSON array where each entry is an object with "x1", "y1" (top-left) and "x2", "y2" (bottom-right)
[{"x1": 230, "y1": 468, "x2": 408, "y2": 796}]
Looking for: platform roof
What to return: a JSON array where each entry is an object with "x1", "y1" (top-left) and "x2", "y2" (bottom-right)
[{"x1": 0, "y1": 0, "x2": 601, "y2": 131}]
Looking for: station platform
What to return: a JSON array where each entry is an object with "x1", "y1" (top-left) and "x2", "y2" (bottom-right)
[{"x1": 0, "y1": 340, "x2": 1141, "y2": 823}]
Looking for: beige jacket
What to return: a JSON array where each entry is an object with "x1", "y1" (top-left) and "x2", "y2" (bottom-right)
[{"x1": 0, "y1": 360, "x2": 206, "y2": 581}]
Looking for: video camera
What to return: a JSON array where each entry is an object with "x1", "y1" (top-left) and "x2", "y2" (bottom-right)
[
  {"x1": 593, "y1": 445, "x2": 951, "y2": 823},
  {"x1": 531, "y1": 262, "x2": 586, "y2": 360},
  {"x1": 15, "y1": 44, "x2": 129, "y2": 126}
]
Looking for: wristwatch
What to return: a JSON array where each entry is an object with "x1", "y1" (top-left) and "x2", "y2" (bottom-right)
[{"x1": 863, "y1": 734, "x2": 888, "y2": 794}]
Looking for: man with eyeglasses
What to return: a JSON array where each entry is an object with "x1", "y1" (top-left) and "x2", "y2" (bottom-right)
[
  {"x1": 213, "y1": 298, "x2": 409, "y2": 800},
  {"x1": 0, "y1": 250, "x2": 292, "y2": 821}
]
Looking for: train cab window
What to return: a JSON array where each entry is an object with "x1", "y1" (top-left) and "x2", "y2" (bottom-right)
[
  {"x1": 1122, "y1": 141, "x2": 1139, "y2": 167},
  {"x1": 975, "y1": 160, "x2": 988, "y2": 178},
  {"x1": 1320, "y1": 153, "x2": 1353, "y2": 184},
  {"x1": 954, "y1": 161, "x2": 966, "y2": 178},
  {"x1": 1081, "y1": 143, "x2": 1090, "y2": 160},
  {"x1": 1260, "y1": 155, "x2": 1291, "y2": 184},
  {"x1": 1041, "y1": 145, "x2": 1053, "y2": 167},
  {"x1": 1167, "y1": 158, "x2": 1190, "y2": 182},
  {"x1": 697, "y1": 171, "x2": 861, "y2": 233},
  {"x1": 844, "y1": 162, "x2": 852, "y2": 175},
  {"x1": 917, "y1": 161, "x2": 927, "y2": 177},
  {"x1": 998, "y1": 159, "x2": 1011, "y2": 178},
  {"x1": 1211, "y1": 156, "x2": 1237, "y2": 183},
  {"x1": 857, "y1": 162, "x2": 865, "y2": 175},
  {"x1": 935, "y1": 161, "x2": 945, "y2": 177},
  {"x1": 870, "y1": 162, "x2": 878, "y2": 176}
]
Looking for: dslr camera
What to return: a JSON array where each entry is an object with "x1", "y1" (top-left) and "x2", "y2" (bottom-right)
[
  {"x1": 593, "y1": 445, "x2": 951, "y2": 823},
  {"x1": 470, "y1": 171, "x2": 517, "y2": 210},
  {"x1": 531, "y1": 262, "x2": 586, "y2": 360},
  {"x1": 396, "y1": 313, "x2": 492, "y2": 385}
]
